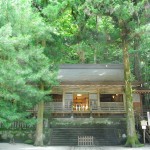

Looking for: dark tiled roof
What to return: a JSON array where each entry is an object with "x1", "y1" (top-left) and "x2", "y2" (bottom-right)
[
  {"x1": 60, "y1": 64, "x2": 124, "y2": 69},
  {"x1": 58, "y1": 64, "x2": 124, "y2": 84}
]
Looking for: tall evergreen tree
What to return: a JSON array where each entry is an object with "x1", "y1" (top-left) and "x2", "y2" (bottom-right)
[
  {"x1": 86, "y1": 0, "x2": 149, "y2": 147},
  {"x1": 0, "y1": 0, "x2": 58, "y2": 145}
]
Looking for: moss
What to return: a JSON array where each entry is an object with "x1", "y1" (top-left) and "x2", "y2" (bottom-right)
[
  {"x1": 125, "y1": 135, "x2": 144, "y2": 147},
  {"x1": 50, "y1": 118, "x2": 126, "y2": 128}
]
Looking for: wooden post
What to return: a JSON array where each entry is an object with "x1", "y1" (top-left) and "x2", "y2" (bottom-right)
[
  {"x1": 71, "y1": 101, "x2": 74, "y2": 118},
  {"x1": 90, "y1": 102, "x2": 92, "y2": 118}
]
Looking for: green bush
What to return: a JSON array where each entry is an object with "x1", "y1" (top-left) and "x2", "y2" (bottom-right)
[{"x1": 24, "y1": 139, "x2": 34, "y2": 144}]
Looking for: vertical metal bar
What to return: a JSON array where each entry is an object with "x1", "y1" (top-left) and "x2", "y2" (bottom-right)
[
  {"x1": 143, "y1": 129, "x2": 146, "y2": 144},
  {"x1": 147, "y1": 112, "x2": 150, "y2": 126}
]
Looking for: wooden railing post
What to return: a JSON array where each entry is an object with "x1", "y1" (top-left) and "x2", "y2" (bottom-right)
[
  {"x1": 71, "y1": 101, "x2": 74, "y2": 118},
  {"x1": 90, "y1": 102, "x2": 92, "y2": 118}
]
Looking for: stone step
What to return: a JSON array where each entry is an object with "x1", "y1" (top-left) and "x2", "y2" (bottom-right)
[{"x1": 50, "y1": 128, "x2": 121, "y2": 146}]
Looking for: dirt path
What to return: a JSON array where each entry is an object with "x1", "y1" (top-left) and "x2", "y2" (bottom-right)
[{"x1": 0, "y1": 143, "x2": 150, "y2": 150}]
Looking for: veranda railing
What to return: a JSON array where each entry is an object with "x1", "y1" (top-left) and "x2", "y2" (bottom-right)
[{"x1": 48, "y1": 102, "x2": 125, "y2": 113}]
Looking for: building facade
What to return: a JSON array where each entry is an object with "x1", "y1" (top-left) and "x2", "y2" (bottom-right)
[
  {"x1": 48, "y1": 64, "x2": 142, "y2": 118},
  {"x1": 43, "y1": 64, "x2": 146, "y2": 146}
]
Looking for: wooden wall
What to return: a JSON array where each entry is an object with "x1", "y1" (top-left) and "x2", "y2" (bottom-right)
[{"x1": 132, "y1": 93, "x2": 142, "y2": 113}]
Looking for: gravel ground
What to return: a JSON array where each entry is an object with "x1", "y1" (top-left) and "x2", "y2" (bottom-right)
[{"x1": 0, "y1": 143, "x2": 150, "y2": 150}]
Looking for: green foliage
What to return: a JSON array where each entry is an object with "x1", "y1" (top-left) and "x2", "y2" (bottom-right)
[
  {"x1": 32, "y1": 0, "x2": 149, "y2": 73},
  {"x1": 24, "y1": 139, "x2": 34, "y2": 144},
  {"x1": 51, "y1": 118, "x2": 126, "y2": 128},
  {"x1": 0, "y1": 0, "x2": 58, "y2": 128}
]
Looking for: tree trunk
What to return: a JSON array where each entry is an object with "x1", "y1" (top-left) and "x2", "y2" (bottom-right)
[
  {"x1": 34, "y1": 83, "x2": 44, "y2": 146},
  {"x1": 122, "y1": 36, "x2": 141, "y2": 147}
]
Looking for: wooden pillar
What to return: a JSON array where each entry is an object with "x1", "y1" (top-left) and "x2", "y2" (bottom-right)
[
  {"x1": 97, "y1": 88, "x2": 100, "y2": 107},
  {"x1": 62, "y1": 89, "x2": 66, "y2": 110}
]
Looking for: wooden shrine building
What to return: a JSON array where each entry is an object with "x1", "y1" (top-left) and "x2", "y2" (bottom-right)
[
  {"x1": 48, "y1": 64, "x2": 144, "y2": 118},
  {"x1": 45, "y1": 64, "x2": 150, "y2": 146}
]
